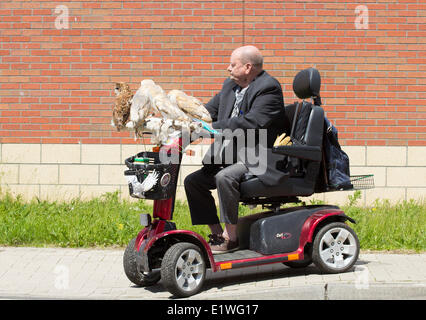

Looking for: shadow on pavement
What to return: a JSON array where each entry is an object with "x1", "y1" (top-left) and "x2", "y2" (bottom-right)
[{"x1": 136, "y1": 258, "x2": 371, "y2": 297}]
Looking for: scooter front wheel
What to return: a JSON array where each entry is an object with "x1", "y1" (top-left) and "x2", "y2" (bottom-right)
[
  {"x1": 161, "y1": 242, "x2": 206, "y2": 298},
  {"x1": 123, "y1": 238, "x2": 161, "y2": 287}
]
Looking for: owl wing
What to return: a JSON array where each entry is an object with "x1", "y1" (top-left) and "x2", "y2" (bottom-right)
[
  {"x1": 122, "y1": 90, "x2": 133, "y2": 124},
  {"x1": 168, "y1": 90, "x2": 212, "y2": 123},
  {"x1": 129, "y1": 79, "x2": 164, "y2": 127},
  {"x1": 152, "y1": 93, "x2": 191, "y2": 122},
  {"x1": 112, "y1": 99, "x2": 121, "y2": 129},
  {"x1": 129, "y1": 87, "x2": 150, "y2": 121}
]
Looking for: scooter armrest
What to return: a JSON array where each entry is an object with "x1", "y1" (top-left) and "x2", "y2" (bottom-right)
[{"x1": 272, "y1": 145, "x2": 322, "y2": 161}]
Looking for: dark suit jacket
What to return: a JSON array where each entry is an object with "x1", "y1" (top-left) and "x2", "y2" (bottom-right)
[{"x1": 202, "y1": 71, "x2": 291, "y2": 186}]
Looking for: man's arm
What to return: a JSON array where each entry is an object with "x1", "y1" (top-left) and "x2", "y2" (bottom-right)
[{"x1": 212, "y1": 84, "x2": 284, "y2": 131}]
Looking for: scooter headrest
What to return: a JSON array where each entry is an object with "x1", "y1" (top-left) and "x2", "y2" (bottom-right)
[{"x1": 292, "y1": 67, "x2": 322, "y2": 105}]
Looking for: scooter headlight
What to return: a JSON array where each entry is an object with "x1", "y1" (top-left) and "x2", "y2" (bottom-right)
[{"x1": 140, "y1": 213, "x2": 152, "y2": 227}]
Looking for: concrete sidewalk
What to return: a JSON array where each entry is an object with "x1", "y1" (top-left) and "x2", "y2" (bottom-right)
[{"x1": 0, "y1": 246, "x2": 424, "y2": 300}]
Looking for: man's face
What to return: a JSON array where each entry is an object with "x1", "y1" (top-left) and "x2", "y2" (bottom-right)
[{"x1": 227, "y1": 52, "x2": 250, "y2": 86}]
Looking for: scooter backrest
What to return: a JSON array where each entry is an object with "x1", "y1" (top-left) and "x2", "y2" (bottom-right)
[
  {"x1": 293, "y1": 67, "x2": 321, "y2": 104},
  {"x1": 304, "y1": 106, "x2": 324, "y2": 147},
  {"x1": 285, "y1": 102, "x2": 324, "y2": 147},
  {"x1": 289, "y1": 67, "x2": 324, "y2": 145}
]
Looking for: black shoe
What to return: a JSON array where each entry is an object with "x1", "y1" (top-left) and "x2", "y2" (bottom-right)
[
  {"x1": 210, "y1": 235, "x2": 239, "y2": 254},
  {"x1": 207, "y1": 234, "x2": 222, "y2": 245}
]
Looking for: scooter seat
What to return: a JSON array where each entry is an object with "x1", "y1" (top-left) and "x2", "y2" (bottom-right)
[{"x1": 240, "y1": 175, "x2": 315, "y2": 199}]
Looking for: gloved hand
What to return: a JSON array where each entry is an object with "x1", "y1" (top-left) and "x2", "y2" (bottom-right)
[
  {"x1": 192, "y1": 118, "x2": 218, "y2": 134},
  {"x1": 273, "y1": 132, "x2": 292, "y2": 147}
]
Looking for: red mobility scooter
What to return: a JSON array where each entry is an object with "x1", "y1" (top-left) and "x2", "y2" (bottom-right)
[{"x1": 123, "y1": 68, "x2": 373, "y2": 298}]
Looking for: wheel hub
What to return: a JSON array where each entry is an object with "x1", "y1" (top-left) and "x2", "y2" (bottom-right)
[
  {"x1": 175, "y1": 249, "x2": 204, "y2": 292},
  {"x1": 319, "y1": 227, "x2": 357, "y2": 270}
]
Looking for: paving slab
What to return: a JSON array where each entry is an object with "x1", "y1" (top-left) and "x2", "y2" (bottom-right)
[{"x1": 0, "y1": 247, "x2": 424, "y2": 300}]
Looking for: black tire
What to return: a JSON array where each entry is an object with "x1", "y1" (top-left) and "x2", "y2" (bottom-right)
[
  {"x1": 312, "y1": 222, "x2": 359, "y2": 274},
  {"x1": 123, "y1": 238, "x2": 161, "y2": 287},
  {"x1": 161, "y1": 242, "x2": 206, "y2": 298}
]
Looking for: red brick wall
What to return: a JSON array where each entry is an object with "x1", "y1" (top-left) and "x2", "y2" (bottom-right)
[{"x1": 0, "y1": 0, "x2": 425, "y2": 146}]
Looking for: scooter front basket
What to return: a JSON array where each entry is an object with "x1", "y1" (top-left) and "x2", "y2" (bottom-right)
[{"x1": 124, "y1": 151, "x2": 179, "y2": 200}]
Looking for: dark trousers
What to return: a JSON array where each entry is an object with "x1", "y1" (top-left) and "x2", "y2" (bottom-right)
[{"x1": 184, "y1": 162, "x2": 249, "y2": 225}]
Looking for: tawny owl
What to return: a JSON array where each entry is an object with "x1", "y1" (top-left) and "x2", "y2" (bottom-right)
[{"x1": 111, "y1": 82, "x2": 133, "y2": 131}]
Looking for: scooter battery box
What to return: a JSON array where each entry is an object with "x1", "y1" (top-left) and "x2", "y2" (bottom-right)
[{"x1": 249, "y1": 206, "x2": 335, "y2": 255}]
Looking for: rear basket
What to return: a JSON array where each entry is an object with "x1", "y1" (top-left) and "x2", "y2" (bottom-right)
[
  {"x1": 124, "y1": 151, "x2": 180, "y2": 200},
  {"x1": 324, "y1": 174, "x2": 375, "y2": 191},
  {"x1": 350, "y1": 174, "x2": 375, "y2": 190}
]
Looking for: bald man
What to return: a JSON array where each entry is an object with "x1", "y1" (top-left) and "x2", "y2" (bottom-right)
[{"x1": 184, "y1": 46, "x2": 287, "y2": 253}]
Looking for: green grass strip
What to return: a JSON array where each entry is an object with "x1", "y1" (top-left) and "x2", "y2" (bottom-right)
[{"x1": 0, "y1": 190, "x2": 424, "y2": 252}]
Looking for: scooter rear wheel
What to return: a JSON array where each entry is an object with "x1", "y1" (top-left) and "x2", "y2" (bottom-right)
[
  {"x1": 123, "y1": 238, "x2": 161, "y2": 287},
  {"x1": 161, "y1": 242, "x2": 206, "y2": 298},
  {"x1": 312, "y1": 222, "x2": 359, "y2": 274}
]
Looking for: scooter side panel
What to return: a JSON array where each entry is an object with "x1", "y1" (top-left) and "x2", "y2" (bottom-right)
[
  {"x1": 249, "y1": 205, "x2": 340, "y2": 255},
  {"x1": 213, "y1": 250, "x2": 302, "y2": 271},
  {"x1": 212, "y1": 208, "x2": 348, "y2": 271},
  {"x1": 299, "y1": 209, "x2": 348, "y2": 247}
]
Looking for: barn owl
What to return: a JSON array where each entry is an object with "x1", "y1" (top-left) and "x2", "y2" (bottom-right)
[
  {"x1": 125, "y1": 79, "x2": 165, "y2": 137},
  {"x1": 168, "y1": 89, "x2": 212, "y2": 123},
  {"x1": 117, "y1": 79, "x2": 212, "y2": 144}
]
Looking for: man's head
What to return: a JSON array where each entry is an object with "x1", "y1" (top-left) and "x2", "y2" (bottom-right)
[{"x1": 227, "y1": 45, "x2": 264, "y2": 88}]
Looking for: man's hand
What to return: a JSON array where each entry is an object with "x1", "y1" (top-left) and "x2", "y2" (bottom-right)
[{"x1": 192, "y1": 118, "x2": 218, "y2": 134}]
